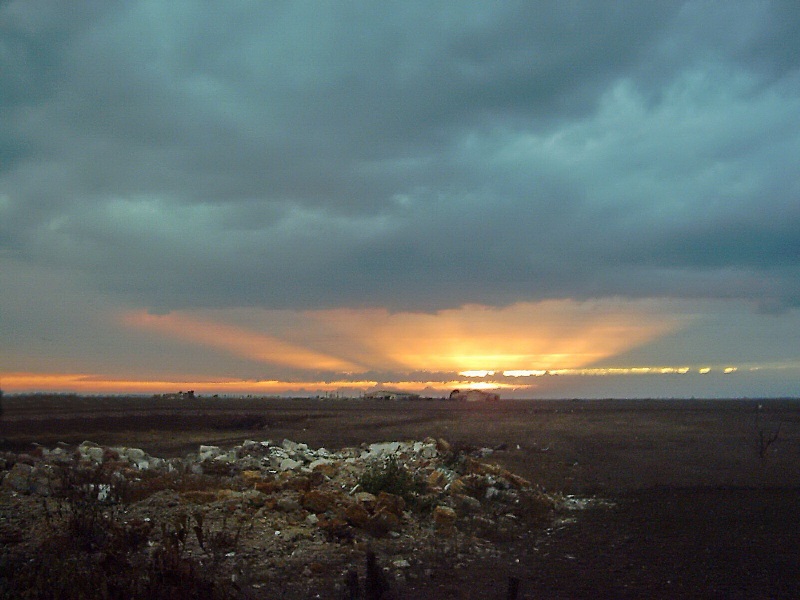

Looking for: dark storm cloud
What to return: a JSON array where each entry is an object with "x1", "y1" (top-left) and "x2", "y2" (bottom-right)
[{"x1": 1, "y1": 1, "x2": 798, "y2": 312}]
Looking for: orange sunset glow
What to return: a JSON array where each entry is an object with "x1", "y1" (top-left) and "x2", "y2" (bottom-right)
[
  {"x1": 0, "y1": 300, "x2": 689, "y2": 396},
  {"x1": 122, "y1": 311, "x2": 363, "y2": 372},
  {"x1": 1, "y1": 372, "x2": 523, "y2": 395},
  {"x1": 119, "y1": 300, "x2": 679, "y2": 375}
]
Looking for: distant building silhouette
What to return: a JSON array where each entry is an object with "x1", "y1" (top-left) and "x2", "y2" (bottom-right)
[{"x1": 449, "y1": 389, "x2": 500, "y2": 402}]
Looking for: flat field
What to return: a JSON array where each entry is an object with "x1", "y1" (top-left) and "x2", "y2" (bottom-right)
[{"x1": 2, "y1": 396, "x2": 799, "y2": 598}]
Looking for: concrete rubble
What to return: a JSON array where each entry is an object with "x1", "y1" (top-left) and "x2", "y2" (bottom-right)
[{"x1": 1, "y1": 436, "x2": 562, "y2": 595}]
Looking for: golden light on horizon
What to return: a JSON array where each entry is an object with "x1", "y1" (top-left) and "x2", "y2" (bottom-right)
[
  {"x1": 458, "y1": 370, "x2": 496, "y2": 377},
  {"x1": 503, "y1": 369, "x2": 548, "y2": 377},
  {"x1": 0, "y1": 372, "x2": 526, "y2": 395},
  {"x1": 8, "y1": 360, "x2": 787, "y2": 396},
  {"x1": 0, "y1": 372, "x2": 382, "y2": 395}
]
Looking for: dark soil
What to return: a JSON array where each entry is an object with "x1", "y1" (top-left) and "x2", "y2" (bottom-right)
[{"x1": 2, "y1": 396, "x2": 799, "y2": 599}]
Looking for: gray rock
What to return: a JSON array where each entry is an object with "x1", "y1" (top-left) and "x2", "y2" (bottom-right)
[
  {"x1": 241, "y1": 440, "x2": 259, "y2": 452},
  {"x1": 198, "y1": 445, "x2": 221, "y2": 461},
  {"x1": 279, "y1": 458, "x2": 302, "y2": 471},
  {"x1": 121, "y1": 447, "x2": 147, "y2": 461},
  {"x1": 82, "y1": 446, "x2": 105, "y2": 463},
  {"x1": 485, "y1": 486, "x2": 502, "y2": 500},
  {"x1": 237, "y1": 456, "x2": 263, "y2": 470},
  {"x1": 363, "y1": 441, "x2": 403, "y2": 458},
  {"x1": 213, "y1": 452, "x2": 237, "y2": 464},
  {"x1": 420, "y1": 444, "x2": 438, "y2": 459}
]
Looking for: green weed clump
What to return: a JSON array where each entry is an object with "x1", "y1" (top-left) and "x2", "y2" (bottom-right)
[{"x1": 358, "y1": 455, "x2": 427, "y2": 504}]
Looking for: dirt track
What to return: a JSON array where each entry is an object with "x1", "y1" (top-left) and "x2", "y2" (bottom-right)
[{"x1": 2, "y1": 396, "x2": 799, "y2": 598}]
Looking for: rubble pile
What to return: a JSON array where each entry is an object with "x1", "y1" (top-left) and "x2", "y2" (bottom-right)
[{"x1": 1, "y1": 437, "x2": 557, "y2": 596}]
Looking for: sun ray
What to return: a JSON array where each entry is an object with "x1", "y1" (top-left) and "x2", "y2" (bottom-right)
[{"x1": 121, "y1": 310, "x2": 363, "y2": 372}]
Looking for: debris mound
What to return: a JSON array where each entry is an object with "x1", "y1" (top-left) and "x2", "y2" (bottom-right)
[{"x1": 1, "y1": 437, "x2": 557, "y2": 597}]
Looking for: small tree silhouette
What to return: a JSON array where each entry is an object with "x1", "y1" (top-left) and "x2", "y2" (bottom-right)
[
  {"x1": 754, "y1": 403, "x2": 783, "y2": 490},
  {"x1": 755, "y1": 403, "x2": 782, "y2": 461}
]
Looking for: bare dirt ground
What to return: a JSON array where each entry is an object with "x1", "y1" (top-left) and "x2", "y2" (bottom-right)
[{"x1": 2, "y1": 396, "x2": 799, "y2": 599}]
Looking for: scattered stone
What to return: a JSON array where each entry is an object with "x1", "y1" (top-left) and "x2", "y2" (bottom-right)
[
  {"x1": 242, "y1": 489, "x2": 268, "y2": 507},
  {"x1": 308, "y1": 458, "x2": 333, "y2": 471},
  {"x1": 448, "y1": 477, "x2": 468, "y2": 495},
  {"x1": 345, "y1": 503, "x2": 371, "y2": 529},
  {"x1": 120, "y1": 447, "x2": 147, "y2": 462},
  {"x1": 452, "y1": 493, "x2": 482, "y2": 513},
  {"x1": 198, "y1": 445, "x2": 221, "y2": 460},
  {"x1": 277, "y1": 497, "x2": 302, "y2": 512},
  {"x1": 0, "y1": 434, "x2": 571, "y2": 596},
  {"x1": 312, "y1": 462, "x2": 337, "y2": 477},
  {"x1": 433, "y1": 505, "x2": 458, "y2": 532},
  {"x1": 285, "y1": 474, "x2": 312, "y2": 491},
  {"x1": 301, "y1": 489, "x2": 338, "y2": 514},
  {"x1": 485, "y1": 486, "x2": 502, "y2": 501},
  {"x1": 279, "y1": 458, "x2": 302, "y2": 471},
  {"x1": 375, "y1": 492, "x2": 405, "y2": 517},
  {"x1": 421, "y1": 445, "x2": 438, "y2": 459},
  {"x1": 366, "y1": 507, "x2": 402, "y2": 538},
  {"x1": 354, "y1": 491, "x2": 377, "y2": 508},
  {"x1": 213, "y1": 451, "x2": 237, "y2": 464},
  {"x1": 427, "y1": 469, "x2": 448, "y2": 488},
  {"x1": 81, "y1": 445, "x2": 105, "y2": 463},
  {"x1": 363, "y1": 441, "x2": 403, "y2": 458}
]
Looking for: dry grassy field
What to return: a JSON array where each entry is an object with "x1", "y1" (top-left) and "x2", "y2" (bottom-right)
[{"x1": 2, "y1": 395, "x2": 799, "y2": 598}]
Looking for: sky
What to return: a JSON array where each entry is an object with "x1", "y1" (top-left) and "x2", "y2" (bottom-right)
[{"x1": 1, "y1": 1, "x2": 799, "y2": 399}]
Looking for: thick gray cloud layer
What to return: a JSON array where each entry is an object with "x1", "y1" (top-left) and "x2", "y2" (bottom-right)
[{"x1": 2, "y1": 1, "x2": 799, "y2": 312}]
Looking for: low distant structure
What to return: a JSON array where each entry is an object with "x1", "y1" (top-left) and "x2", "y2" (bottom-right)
[
  {"x1": 157, "y1": 390, "x2": 196, "y2": 400},
  {"x1": 364, "y1": 389, "x2": 421, "y2": 401},
  {"x1": 449, "y1": 389, "x2": 500, "y2": 402}
]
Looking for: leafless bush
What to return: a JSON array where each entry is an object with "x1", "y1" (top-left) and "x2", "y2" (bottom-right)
[{"x1": 754, "y1": 404, "x2": 782, "y2": 461}]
